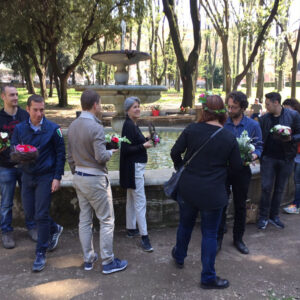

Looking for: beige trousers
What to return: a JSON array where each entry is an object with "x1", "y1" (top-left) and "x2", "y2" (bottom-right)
[{"x1": 73, "y1": 174, "x2": 115, "y2": 265}]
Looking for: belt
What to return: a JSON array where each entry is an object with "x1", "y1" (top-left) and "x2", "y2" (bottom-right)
[{"x1": 75, "y1": 171, "x2": 98, "y2": 177}]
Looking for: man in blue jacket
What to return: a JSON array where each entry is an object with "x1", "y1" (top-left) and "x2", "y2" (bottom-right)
[
  {"x1": 258, "y1": 92, "x2": 300, "y2": 230},
  {"x1": 217, "y1": 91, "x2": 262, "y2": 255},
  {"x1": 11, "y1": 94, "x2": 65, "y2": 272}
]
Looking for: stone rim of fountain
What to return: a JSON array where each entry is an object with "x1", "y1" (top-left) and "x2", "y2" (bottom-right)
[{"x1": 91, "y1": 50, "x2": 151, "y2": 66}]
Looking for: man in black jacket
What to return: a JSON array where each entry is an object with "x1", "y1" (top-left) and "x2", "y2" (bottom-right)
[
  {"x1": 0, "y1": 85, "x2": 36, "y2": 249},
  {"x1": 258, "y1": 92, "x2": 300, "y2": 230}
]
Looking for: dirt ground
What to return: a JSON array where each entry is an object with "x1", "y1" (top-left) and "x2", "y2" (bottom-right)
[{"x1": 0, "y1": 213, "x2": 300, "y2": 300}]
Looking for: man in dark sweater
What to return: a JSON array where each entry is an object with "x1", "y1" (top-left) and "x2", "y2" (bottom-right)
[
  {"x1": 258, "y1": 92, "x2": 300, "y2": 230},
  {"x1": 217, "y1": 91, "x2": 262, "y2": 254},
  {"x1": 0, "y1": 85, "x2": 36, "y2": 249}
]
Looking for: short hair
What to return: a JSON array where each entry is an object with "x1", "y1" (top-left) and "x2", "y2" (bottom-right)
[
  {"x1": 27, "y1": 94, "x2": 44, "y2": 107},
  {"x1": 81, "y1": 90, "x2": 100, "y2": 110},
  {"x1": 226, "y1": 91, "x2": 248, "y2": 109},
  {"x1": 265, "y1": 92, "x2": 281, "y2": 104},
  {"x1": 198, "y1": 95, "x2": 227, "y2": 125},
  {"x1": 1, "y1": 84, "x2": 16, "y2": 95},
  {"x1": 124, "y1": 96, "x2": 141, "y2": 112},
  {"x1": 282, "y1": 98, "x2": 300, "y2": 114}
]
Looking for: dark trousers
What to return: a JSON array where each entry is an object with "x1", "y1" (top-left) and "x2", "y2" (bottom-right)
[
  {"x1": 22, "y1": 173, "x2": 58, "y2": 254},
  {"x1": 173, "y1": 197, "x2": 223, "y2": 283},
  {"x1": 259, "y1": 156, "x2": 294, "y2": 219},
  {"x1": 218, "y1": 166, "x2": 252, "y2": 242},
  {"x1": 293, "y1": 162, "x2": 300, "y2": 208}
]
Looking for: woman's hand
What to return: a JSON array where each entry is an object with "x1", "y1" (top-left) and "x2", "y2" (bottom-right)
[{"x1": 143, "y1": 140, "x2": 153, "y2": 149}]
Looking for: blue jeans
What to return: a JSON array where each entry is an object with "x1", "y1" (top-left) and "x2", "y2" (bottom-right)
[
  {"x1": 293, "y1": 162, "x2": 300, "y2": 208},
  {"x1": 22, "y1": 173, "x2": 58, "y2": 254},
  {"x1": 259, "y1": 156, "x2": 294, "y2": 218},
  {"x1": 0, "y1": 167, "x2": 35, "y2": 233},
  {"x1": 173, "y1": 197, "x2": 223, "y2": 283}
]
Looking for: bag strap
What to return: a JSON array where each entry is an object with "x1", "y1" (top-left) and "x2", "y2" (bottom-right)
[{"x1": 184, "y1": 127, "x2": 223, "y2": 167}]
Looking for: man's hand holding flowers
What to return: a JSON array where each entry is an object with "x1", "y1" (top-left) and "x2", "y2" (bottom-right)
[{"x1": 236, "y1": 130, "x2": 257, "y2": 166}]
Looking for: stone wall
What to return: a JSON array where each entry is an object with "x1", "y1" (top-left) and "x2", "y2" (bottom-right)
[{"x1": 10, "y1": 166, "x2": 295, "y2": 229}]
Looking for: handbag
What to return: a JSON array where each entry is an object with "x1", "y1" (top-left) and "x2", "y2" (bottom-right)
[{"x1": 164, "y1": 127, "x2": 223, "y2": 200}]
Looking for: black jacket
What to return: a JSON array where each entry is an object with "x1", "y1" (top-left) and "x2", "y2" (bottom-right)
[
  {"x1": 171, "y1": 123, "x2": 242, "y2": 210},
  {"x1": 259, "y1": 108, "x2": 300, "y2": 160},
  {"x1": 119, "y1": 116, "x2": 147, "y2": 189},
  {"x1": 0, "y1": 107, "x2": 29, "y2": 168}
]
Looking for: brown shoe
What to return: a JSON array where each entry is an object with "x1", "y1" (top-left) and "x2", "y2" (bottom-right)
[{"x1": 2, "y1": 232, "x2": 15, "y2": 249}]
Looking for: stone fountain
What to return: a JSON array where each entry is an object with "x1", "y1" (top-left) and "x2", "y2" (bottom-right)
[{"x1": 76, "y1": 20, "x2": 167, "y2": 131}]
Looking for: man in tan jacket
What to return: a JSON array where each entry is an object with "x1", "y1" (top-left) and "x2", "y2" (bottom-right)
[{"x1": 68, "y1": 90, "x2": 127, "y2": 273}]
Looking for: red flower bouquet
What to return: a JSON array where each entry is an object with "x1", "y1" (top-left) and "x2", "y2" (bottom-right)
[
  {"x1": 10, "y1": 144, "x2": 39, "y2": 164},
  {"x1": 105, "y1": 134, "x2": 131, "y2": 150}
]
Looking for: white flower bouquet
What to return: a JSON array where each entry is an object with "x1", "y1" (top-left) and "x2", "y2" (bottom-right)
[
  {"x1": 0, "y1": 132, "x2": 10, "y2": 150},
  {"x1": 236, "y1": 130, "x2": 256, "y2": 166},
  {"x1": 270, "y1": 125, "x2": 292, "y2": 142}
]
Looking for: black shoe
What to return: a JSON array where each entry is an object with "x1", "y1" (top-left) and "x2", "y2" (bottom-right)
[
  {"x1": 171, "y1": 246, "x2": 184, "y2": 269},
  {"x1": 233, "y1": 240, "x2": 249, "y2": 255},
  {"x1": 216, "y1": 238, "x2": 222, "y2": 254},
  {"x1": 201, "y1": 276, "x2": 230, "y2": 289}
]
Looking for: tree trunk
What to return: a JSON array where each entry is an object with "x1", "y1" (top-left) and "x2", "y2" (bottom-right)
[
  {"x1": 246, "y1": 35, "x2": 253, "y2": 98},
  {"x1": 175, "y1": 65, "x2": 180, "y2": 92},
  {"x1": 36, "y1": 67, "x2": 47, "y2": 100},
  {"x1": 256, "y1": 48, "x2": 265, "y2": 101},
  {"x1": 49, "y1": 71, "x2": 53, "y2": 97},
  {"x1": 181, "y1": 70, "x2": 195, "y2": 108},
  {"x1": 58, "y1": 75, "x2": 68, "y2": 107},
  {"x1": 291, "y1": 57, "x2": 297, "y2": 98},
  {"x1": 136, "y1": 23, "x2": 142, "y2": 85},
  {"x1": 278, "y1": 42, "x2": 288, "y2": 92},
  {"x1": 222, "y1": 37, "x2": 232, "y2": 95},
  {"x1": 236, "y1": 33, "x2": 241, "y2": 76}
]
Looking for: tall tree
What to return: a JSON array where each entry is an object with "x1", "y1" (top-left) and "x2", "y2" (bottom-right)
[
  {"x1": 162, "y1": 0, "x2": 201, "y2": 108},
  {"x1": 201, "y1": 0, "x2": 279, "y2": 95}
]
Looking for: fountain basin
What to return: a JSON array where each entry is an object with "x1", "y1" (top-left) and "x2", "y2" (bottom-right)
[
  {"x1": 75, "y1": 85, "x2": 168, "y2": 131},
  {"x1": 92, "y1": 50, "x2": 150, "y2": 66}
]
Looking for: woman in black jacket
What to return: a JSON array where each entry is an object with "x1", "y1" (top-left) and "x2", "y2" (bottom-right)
[
  {"x1": 120, "y1": 96, "x2": 153, "y2": 252},
  {"x1": 170, "y1": 95, "x2": 242, "y2": 289}
]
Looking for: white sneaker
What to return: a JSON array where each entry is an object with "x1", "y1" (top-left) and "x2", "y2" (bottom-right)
[{"x1": 283, "y1": 204, "x2": 300, "y2": 214}]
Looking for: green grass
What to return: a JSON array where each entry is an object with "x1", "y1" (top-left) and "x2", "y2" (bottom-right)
[{"x1": 1, "y1": 86, "x2": 299, "y2": 110}]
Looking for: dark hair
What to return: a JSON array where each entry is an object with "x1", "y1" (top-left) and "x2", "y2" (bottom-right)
[
  {"x1": 265, "y1": 92, "x2": 281, "y2": 104},
  {"x1": 1, "y1": 84, "x2": 16, "y2": 94},
  {"x1": 198, "y1": 95, "x2": 227, "y2": 125},
  {"x1": 226, "y1": 91, "x2": 248, "y2": 109},
  {"x1": 282, "y1": 98, "x2": 300, "y2": 114},
  {"x1": 81, "y1": 90, "x2": 100, "y2": 110},
  {"x1": 27, "y1": 94, "x2": 44, "y2": 107}
]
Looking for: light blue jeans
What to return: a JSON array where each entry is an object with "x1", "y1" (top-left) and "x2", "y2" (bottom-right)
[{"x1": 0, "y1": 167, "x2": 35, "y2": 233}]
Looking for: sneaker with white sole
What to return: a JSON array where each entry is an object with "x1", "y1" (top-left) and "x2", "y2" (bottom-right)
[
  {"x1": 102, "y1": 258, "x2": 128, "y2": 274},
  {"x1": 84, "y1": 253, "x2": 98, "y2": 271},
  {"x1": 269, "y1": 216, "x2": 285, "y2": 229},
  {"x1": 32, "y1": 252, "x2": 46, "y2": 272},
  {"x1": 257, "y1": 218, "x2": 268, "y2": 230},
  {"x1": 283, "y1": 204, "x2": 300, "y2": 214},
  {"x1": 141, "y1": 235, "x2": 154, "y2": 252},
  {"x1": 48, "y1": 224, "x2": 63, "y2": 251}
]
